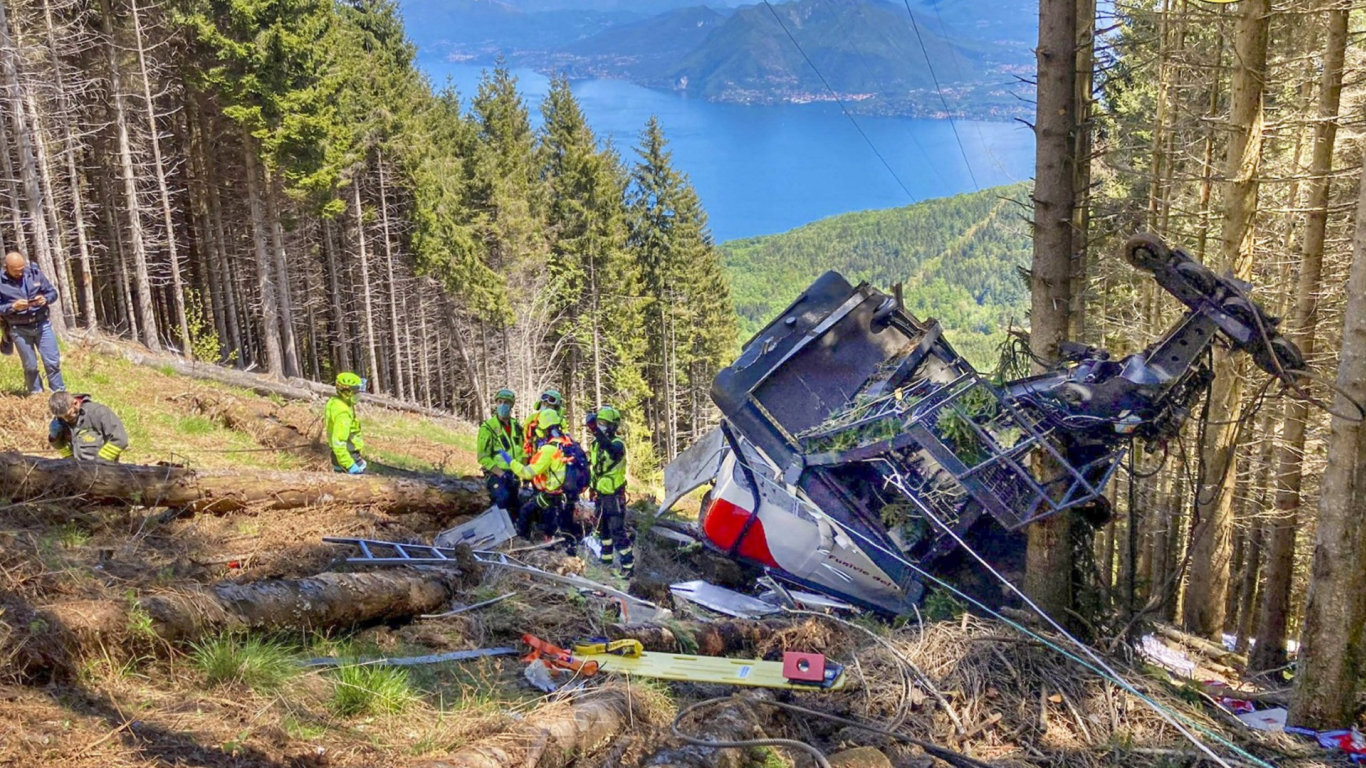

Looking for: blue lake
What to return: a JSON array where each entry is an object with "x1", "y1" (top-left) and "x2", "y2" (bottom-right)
[{"x1": 418, "y1": 58, "x2": 1036, "y2": 242}]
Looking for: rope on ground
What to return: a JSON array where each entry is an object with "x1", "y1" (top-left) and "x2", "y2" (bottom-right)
[
  {"x1": 751, "y1": 698, "x2": 993, "y2": 768},
  {"x1": 782, "y1": 608, "x2": 963, "y2": 735},
  {"x1": 671, "y1": 696, "x2": 833, "y2": 768}
]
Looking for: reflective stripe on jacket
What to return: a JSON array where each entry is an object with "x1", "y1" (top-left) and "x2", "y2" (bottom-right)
[
  {"x1": 477, "y1": 415, "x2": 525, "y2": 472},
  {"x1": 49, "y1": 397, "x2": 128, "y2": 462},
  {"x1": 511, "y1": 442, "x2": 567, "y2": 494},
  {"x1": 590, "y1": 435, "x2": 627, "y2": 494}
]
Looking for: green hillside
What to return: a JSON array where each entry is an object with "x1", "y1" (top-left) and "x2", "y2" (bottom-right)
[{"x1": 721, "y1": 183, "x2": 1032, "y2": 368}]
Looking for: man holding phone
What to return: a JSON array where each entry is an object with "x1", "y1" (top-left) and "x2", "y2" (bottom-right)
[{"x1": 0, "y1": 251, "x2": 63, "y2": 394}]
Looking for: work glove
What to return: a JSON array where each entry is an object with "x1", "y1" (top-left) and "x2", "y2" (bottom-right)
[
  {"x1": 497, "y1": 450, "x2": 512, "y2": 466},
  {"x1": 348, "y1": 462, "x2": 365, "y2": 475}
]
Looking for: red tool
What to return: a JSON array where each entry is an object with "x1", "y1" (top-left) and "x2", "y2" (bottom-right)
[
  {"x1": 782, "y1": 651, "x2": 828, "y2": 684},
  {"x1": 521, "y1": 634, "x2": 600, "y2": 676}
]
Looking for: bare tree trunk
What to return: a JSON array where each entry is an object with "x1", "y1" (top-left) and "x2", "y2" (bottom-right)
[
  {"x1": 1252, "y1": 2, "x2": 1347, "y2": 674},
  {"x1": 200, "y1": 115, "x2": 243, "y2": 366},
  {"x1": 353, "y1": 178, "x2": 381, "y2": 390},
  {"x1": 1025, "y1": 0, "x2": 1080, "y2": 621},
  {"x1": 22, "y1": 86, "x2": 75, "y2": 325},
  {"x1": 241, "y1": 129, "x2": 284, "y2": 375},
  {"x1": 322, "y1": 215, "x2": 351, "y2": 372},
  {"x1": 101, "y1": 0, "x2": 158, "y2": 347},
  {"x1": 1184, "y1": 0, "x2": 1268, "y2": 640},
  {"x1": 0, "y1": 0, "x2": 64, "y2": 334},
  {"x1": 43, "y1": 0, "x2": 96, "y2": 328},
  {"x1": 1289, "y1": 150, "x2": 1366, "y2": 730},
  {"x1": 377, "y1": 154, "x2": 407, "y2": 401},
  {"x1": 128, "y1": 0, "x2": 188, "y2": 350},
  {"x1": 0, "y1": 116, "x2": 28, "y2": 257},
  {"x1": 265, "y1": 179, "x2": 299, "y2": 376}
]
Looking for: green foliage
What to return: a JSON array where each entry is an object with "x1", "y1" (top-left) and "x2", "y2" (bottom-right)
[
  {"x1": 330, "y1": 663, "x2": 417, "y2": 716},
  {"x1": 192, "y1": 635, "x2": 299, "y2": 692},
  {"x1": 181, "y1": 288, "x2": 236, "y2": 365},
  {"x1": 722, "y1": 184, "x2": 1031, "y2": 370},
  {"x1": 921, "y1": 588, "x2": 967, "y2": 622}
]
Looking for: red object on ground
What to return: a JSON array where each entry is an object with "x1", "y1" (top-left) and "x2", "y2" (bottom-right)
[{"x1": 782, "y1": 652, "x2": 828, "y2": 683}]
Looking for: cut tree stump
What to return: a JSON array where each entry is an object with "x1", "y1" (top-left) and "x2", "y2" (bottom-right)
[
  {"x1": 414, "y1": 690, "x2": 633, "y2": 768},
  {"x1": 0, "y1": 452, "x2": 485, "y2": 517}
]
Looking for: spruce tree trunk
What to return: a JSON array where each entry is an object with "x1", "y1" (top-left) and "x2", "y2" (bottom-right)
[
  {"x1": 376, "y1": 154, "x2": 407, "y2": 401},
  {"x1": 100, "y1": 0, "x2": 157, "y2": 348},
  {"x1": 23, "y1": 86, "x2": 76, "y2": 326},
  {"x1": 322, "y1": 216, "x2": 351, "y2": 373},
  {"x1": 354, "y1": 178, "x2": 381, "y2": 391},
  {"x1": 1289, "y1": 151, "x2": 1366, "y2": 730},
  {"x1": 129, "y1": 0, "x2": 188, "y2": 351},
  {"x1": 0, "y1": 0, "x2": 64, "y2": 334},
  {"x1": 0, "y1": 115, "x2": 28, "y2": 257},
  {"x1": 43, "y1": 0, "x2": 97, "y2": 331},
  {"x1": 1184, "y1": 0, "x2": 1268, "y2": 640},
  {"x1": 265, "y1": 180, "x2": 299, "y2": 376},
  {"x1": 1252, "y1": 2, "x2": 1347, "y2": 674},
  {"x1": 1025, "y1": 0, "x2": 1079, "y2": 621},
  {"x1": 242, "y1": 130, "x2": 284, "y2": 374}
]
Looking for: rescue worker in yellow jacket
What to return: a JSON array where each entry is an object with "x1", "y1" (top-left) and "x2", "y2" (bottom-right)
[
  {"x1": 587, "y1": 406, "x2": 631, "y2": 573},
  {"x1": 501, "y1": 407, "x2": 571, "y2": 541},
  {"x1": 326, "y1": 372, "x2": 367, "y2": 474},
  {"x1": 476, "y1": 388, "x2": 526, "y2": 510},
  {"x1": 48, "y1": 391, "x2": 128, "y2": 462}
]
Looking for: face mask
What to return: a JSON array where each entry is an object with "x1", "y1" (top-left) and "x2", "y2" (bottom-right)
[{"x1": 496, "y1": 402, "x2": 512, "y2": 419}]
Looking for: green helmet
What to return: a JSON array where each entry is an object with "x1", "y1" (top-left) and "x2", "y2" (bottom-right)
[
  {"x1": 595, "y1": 405, "x2": 622, "y2": 425},
  {"x1": 535, "y1": 407, "x2": 564, "y2": 436},
  {"x1": 539, "y1": 388, "x2": 564, "y2": 410},
  {"x1": 336, "y1": 372, "x2": 363, "y2": 390},
  {"x1": 494, "y1": 388, "x2": 516, "y2": 404}
]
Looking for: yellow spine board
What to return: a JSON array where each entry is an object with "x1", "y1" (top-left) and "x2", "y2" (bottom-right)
[{"x1": 578, "y1": 651, "x2": 846, "y2": 691}]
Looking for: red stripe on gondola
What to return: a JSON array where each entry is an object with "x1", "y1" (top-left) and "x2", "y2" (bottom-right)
[{"x1": 702, "y1": 497, "x2": 778, "y2": 568}]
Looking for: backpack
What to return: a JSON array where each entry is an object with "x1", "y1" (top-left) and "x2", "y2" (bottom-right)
[{"x1": 558, "y1": 438, "x2": 590, "y2": 497}]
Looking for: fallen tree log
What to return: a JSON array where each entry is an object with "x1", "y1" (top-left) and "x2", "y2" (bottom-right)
[
  {"x1": 1152, "y1": 623, "x2": 1248, "y2": 668},
  {"x1": 9, "y1": 568, "x2": 469, "y2": 678},
  {"x1": 415, "y1": 690, "x2": 634, "y2": 768},
  {"x1": 70, "y1": 328, "x2": 462, "y2": 421},
  {"x1": 186, "y1": 392, "x2": 326, "y2": 458},
  {"x1": 0, "y1": 452, "x2": 486, "y2": 517}
]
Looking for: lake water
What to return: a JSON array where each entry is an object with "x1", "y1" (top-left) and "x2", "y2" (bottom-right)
[{"x1": 419, "y1": 58, "x2": 1036, "y2": 242}]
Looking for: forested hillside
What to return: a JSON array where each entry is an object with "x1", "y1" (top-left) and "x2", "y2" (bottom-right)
[
  {"x1": 0, "y1": 0, "x2": 735, "y2": 468},
  {"x1": 722, "y1": 183, "x2": 1030, "y2": 366}
]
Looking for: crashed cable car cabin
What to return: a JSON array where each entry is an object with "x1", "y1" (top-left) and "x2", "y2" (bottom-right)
[{"x1": 661, "y1": 234, "x2": 1306, "y2": 616}]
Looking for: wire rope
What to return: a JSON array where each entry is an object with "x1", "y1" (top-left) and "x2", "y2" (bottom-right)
[{"x1": 902, "y1": 0, "x2": 979, "y2": 189}]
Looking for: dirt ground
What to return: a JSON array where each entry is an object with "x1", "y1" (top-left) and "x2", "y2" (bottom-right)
[{"x1": 0, "y1": 352, "x2": 1345, "y2": 768}]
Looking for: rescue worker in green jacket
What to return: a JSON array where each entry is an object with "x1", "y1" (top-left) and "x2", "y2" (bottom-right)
[
  {"x1": 476, "y1": 388, "x2": 526, "y2": 511},
  {"x1": 501, "y1": 407, "x2": 571, "y2": 541},
  {"x1": 587, "y1": 405, "x2": 631, "y2": 573},
  {"x1": 326, "y1": 372, "x2": 367, "y2": 474},
  {"x1": 48, "y1": 391, "x2": 129, "y2": 462}
]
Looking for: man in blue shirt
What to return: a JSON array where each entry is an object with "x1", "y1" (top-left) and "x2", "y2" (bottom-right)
[{"x1": 1, "y1": 251, "x2": 64, "y2": 394}]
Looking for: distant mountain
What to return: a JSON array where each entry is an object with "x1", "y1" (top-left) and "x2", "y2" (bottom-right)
[
  {"x1": 404, "y1": 0, "x2": 1037, "y2": 119},
  {"x1": 397, "y1": 0, "x2": 645, "y2": 56},
  {"x1": 720, "y1": 183, "x2": 1032, "y2": 368}
]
